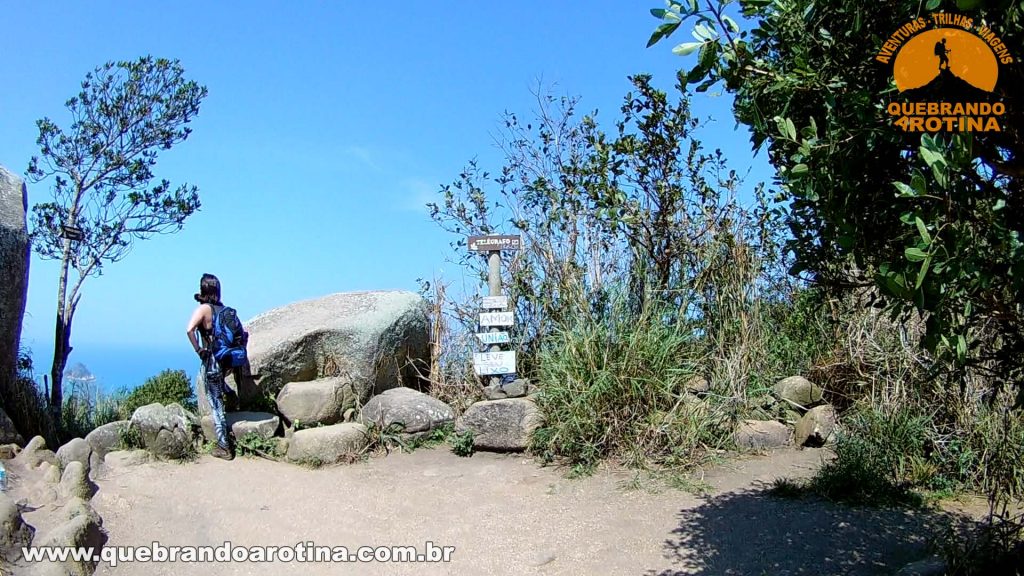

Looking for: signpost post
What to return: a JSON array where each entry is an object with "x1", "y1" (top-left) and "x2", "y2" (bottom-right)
[{"x1": 469, "y1": 234, "x2": 521, "y2": 388}]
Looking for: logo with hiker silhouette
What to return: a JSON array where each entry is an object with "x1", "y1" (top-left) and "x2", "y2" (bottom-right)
[{"x1": 876, "y1": 12, "x2": 1013, "y2": 132}]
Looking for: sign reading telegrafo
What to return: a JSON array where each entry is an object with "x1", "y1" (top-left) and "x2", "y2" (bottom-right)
[{"x1": 876, "y1": 12, "x2": 1012, "y2": 133}]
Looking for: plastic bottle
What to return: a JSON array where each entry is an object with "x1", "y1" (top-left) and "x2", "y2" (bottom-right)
[{"x1": 0, "y1": 462, "x2": 6, "y2": 492}]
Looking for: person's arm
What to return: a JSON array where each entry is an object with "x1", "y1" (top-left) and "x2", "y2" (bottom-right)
[{"x1": 186, "y1": 305, "x2": 208, "y2": 357}]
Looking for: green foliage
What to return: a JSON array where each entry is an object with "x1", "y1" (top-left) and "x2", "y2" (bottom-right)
[
  {"x1": 2, "y1": 348, "x2": 58, "y2": 447},
  {"x1": 450, "y1": 430, "x2": 474, "y2": 457},
  {"x1": 530, "y1": 294, "x2": 733, "y2": 473},
  {"x1": 118, "y1": 424, "x2": 144, "y2": 450},
  {"x1": 235, "y1": 432, "x2": 279, "y2": 459},
  {"x1": 60, "y1": 383, "x2": 126, "y2": 440},
  {"x1": 648, "y1": 0, "x2": 1024, "y2": 397},
  {"x1": 120, "y1": 369, "x2": 196, "y2": 419},
  {"x1": 26, "y1": 55, "x2": 208, "y2": 424}
]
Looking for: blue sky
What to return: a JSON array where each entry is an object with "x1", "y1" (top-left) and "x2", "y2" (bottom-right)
[{"x1": 0, "y1": 2, "x2": 772, "y2": 389}]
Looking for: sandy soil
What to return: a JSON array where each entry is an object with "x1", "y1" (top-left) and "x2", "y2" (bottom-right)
[{"x1": 74, "y1": 446, "x2": 985, "y2": 576}]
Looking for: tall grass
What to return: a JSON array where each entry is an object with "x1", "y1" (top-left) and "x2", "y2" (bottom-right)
[{"x1": 531, "y1": 293, "x2": 733, "y2": 474}]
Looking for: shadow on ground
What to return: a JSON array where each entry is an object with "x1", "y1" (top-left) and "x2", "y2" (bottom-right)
[{"x1": 645, "y1": 485, "x2": 978, "y2": 576}]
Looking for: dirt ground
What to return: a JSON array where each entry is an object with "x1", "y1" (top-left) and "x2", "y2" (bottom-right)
[{"x1": 69, "y1": 446, "x2": 985, "y2": 576}]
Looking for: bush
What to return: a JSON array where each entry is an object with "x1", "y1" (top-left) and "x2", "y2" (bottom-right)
[
  {"x1": 3, "y1": 349, "x2": 58, "y2": 446},
  {"x1": 531, "y1": 294, "x2": 733, "y2": 474},
  {"x1": 60, "y1": 383, "x2": 126, "y2": 440},
  {"x1": 120, "y1": 369, "x2": 196, "y2": 419}
]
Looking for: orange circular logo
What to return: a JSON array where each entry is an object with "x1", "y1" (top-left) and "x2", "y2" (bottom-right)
[{"x1": 894, "y1": 28, "x2": 998, "y2": 93}]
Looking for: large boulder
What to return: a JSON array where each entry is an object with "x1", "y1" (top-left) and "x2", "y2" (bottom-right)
[
  {"x1": 56, "y1": 438, "x2": 93, "y2": 472},
  {"x1": 276, "y1": 376, "x2": 355, "y2": 427},
  {"x1": 200, "y1": 411, "x2": 280, "y2": 443},
  {"x1": 85, "y1": 420, "x2": 129, "y2": 458},
  {"x1": 58, "y1": 461, "x2": 98, "y2": 501},
  {"x1": 773, "y1": 376, "x2": 824, "y2": 409},
  {"x1": 0, "y1": 167, "x2": 29, "y2": 418},
  {"x1": 456, "y1": 398, "x2": 542, "y2": 452},
  {"x1": 244, "y1": 291, "x2": 430, "y2": 407},
  {"x1": 359, "y1": 387, "x2": 454, "y2": 435},
  {"x1": 13, "y1": 436, "x2": 57, "y2": 469},
  {"x1": 286, "y1": 423, "x2": 368, "y2": 465},
  {"x1": 128, "y1": 403, "x2": 198, "y2": 460},
  {"x1": 31, "y1": 513, "x2": 107, "y2": 576},
  {"x1": 733, "y1": 419, "x2": 792, "y2": 450},
  {"x1": 794, "y1": 404, "x2": 838, "y2": 447},
  {"x1": 0, "y1": 492, "x2": 33, "y2": 563}
]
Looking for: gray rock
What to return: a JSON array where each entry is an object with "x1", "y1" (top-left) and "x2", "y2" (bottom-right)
[
  {"x1": 794, "y1": 404, "x2": 837, "y2": 447},
  {"x1": 0, "y1": 407, "x2": 23, "y2": 446},
  {"x1": 0, "y1": 167, "x2": 30, "y2": 424},
  {"x1": 276, "y1": 376, "x2": 355, "y2": 427},
  {"x1": 104, "y1": 450, "x2": 150, "y2": 468},
  {"x1": 85, "y1": 420, "x2": 129, "y2": 458},
  {"x1": 58, "y1": 461, "x2": 97, "y2": 501},
  {"x1": 286, "y1": 423, "x2": 368, "y2": 465},
  {"x1": 32, "y1": 514, "x2": 107, "y2": 576},
  {"x1": 63, "y1": 496, "x2": 102, "y2": 527},
  {"x1": 13, "y1": 436, "x2": 57, "y2": 469},
  {"x1": 128, "y1": 403, "x2": 198, "y2": 460},
  {"x1": 0, "y1": 492, "x2": 33, "y2": 563},
  {"x1": 773, "y1": 376, "x2": 824, "y2": 409},
  {"x1": 482, "y1": 378, "x2": 533, "y2": 400},
  {"x1": 56, "y1": 438, "x2": 93, "y2": 472},
  {"x1": 0, "y1": 443, "x2": 20, "y2": 460},
  {"x1": 200, "y1": 411, "x2": 280, "y2": 443},
  {"x1": 733, "y1": 420, "x2": 792, "y2": 450},
  {"x1": 895, "y1": 556, "x2": 948, "y2": 576},
  {"x1": 456, "y1": 398, "x2": 542, "y2": 452},
  {"x1": 245, "y1": 291, "x2": 430, "y2": 404},
  {"x1": 360, "y1": 387, "x2": 454, "y2": 435}
]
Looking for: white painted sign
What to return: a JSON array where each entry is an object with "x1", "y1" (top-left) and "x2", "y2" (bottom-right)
[
  {"x1": 473, "y1": 351, "x2": 517, "y2": 375},
  {"x1": 481, "y1": 295, "x2": 508, "y2": 309},
  {"x1": 479, "y1": 311, "x2": 514, "y2": 326},
  {"x1": 476, "y1": 331, "x2": 511, "y2": 345}
]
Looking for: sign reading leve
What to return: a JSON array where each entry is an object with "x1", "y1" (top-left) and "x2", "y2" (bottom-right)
[
  {"x1": 473, "y1": 351, "x2": 516, "y2": 375},
  {"x1": 481, "y1": 295, "x2": 508, "y2": 309},
  {"x1": 476, "y1": 331, "x2": 511, "y2": 345},
  {"x1": 479, "y1": 311, "x2": 514, "y2": 326},
  {"x1": 468, "y1": 235, "x2": 522, "y2": 251}
]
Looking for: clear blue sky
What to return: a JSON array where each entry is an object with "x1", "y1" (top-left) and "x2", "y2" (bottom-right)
[{"x1": 0, "y1": 2, "x2": 772, "y2": 389}]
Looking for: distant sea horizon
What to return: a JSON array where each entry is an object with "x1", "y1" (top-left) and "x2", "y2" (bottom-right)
[{"x1": 26, "y1": 344, "x2": 201, "y2": 395}]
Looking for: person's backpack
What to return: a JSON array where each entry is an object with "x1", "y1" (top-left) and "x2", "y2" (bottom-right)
[{"x1": 209, "y1": 304, "x2": 249, "y2": 368}]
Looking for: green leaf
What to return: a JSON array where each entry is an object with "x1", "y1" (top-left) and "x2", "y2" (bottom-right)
[
  {"x1": 915, "y1": 255, "x2": 931, "y2": 290},
  {"x1": 911, "y1": 173, "x2": 927, "y2": 196},
  {"x1": 692, "y1": 23, "x2": 715, "y2": 41},
  {"x1": 651, "y1": 8, "x2": 669, "y2": 18},
  {"x1": 994, "y1": 198, "x2": 1006, "y2": 211},
  {"x1": 926, "y1": 0, "x2": 941, "y2": 9},
  {"x1": 647, "y1": 21, "x2": 682, "y2": 47},
  {"x1": 919, "y1": 146, "x2": 945, "y2": 168},
  {"x1": 722, "y1": 15, "x2": 740, "y2": 33},
  {"x1": 672, "y1": 41, "x2": 705, "y2": 56},
  {"x1": 915, "y1": 217, "x2": 931, "y2": 245},
  {"x1": 905, "y1": 247, "x2": 928, "y2": 262},
  {"x1": 782, "y1": 116, "x2": 798, "y2": 139},
  {"x1": 791, "y1": 163, "x2": 809, "y2": 175},
  {"x1": 893, "y1": 181, "x2": 916, "y2": 197}
]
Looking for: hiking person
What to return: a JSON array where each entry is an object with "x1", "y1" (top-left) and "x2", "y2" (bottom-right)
[
  {"x1": 186, "y1": 273, "x2": 249, "y2": 460},
  {"x1": 935, "y1": 39, "x2": 950, "y2": 71}
]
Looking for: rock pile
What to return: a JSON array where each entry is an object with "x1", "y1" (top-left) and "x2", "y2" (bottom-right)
[{"x1": 732, "y1": 375, "x2": 838, "y2": 450}]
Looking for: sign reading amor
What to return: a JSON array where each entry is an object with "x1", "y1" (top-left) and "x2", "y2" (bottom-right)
[
  {"x1": 473, "y1": 351, "x2": 516, "y2": 375},
  {"x1": 479, "y1": 311, "x2": 514, "y2": 326},
  {"x1": 468, "y1": 235, "x2": 522, "y2": 251},
  {"x1": 476, "y1": 331, "x2": 511, "y2": 345}
]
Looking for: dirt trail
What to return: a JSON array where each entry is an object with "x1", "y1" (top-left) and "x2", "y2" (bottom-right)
[{"x1": 85, "y1": 447, "x2": 976, "y2": 576}]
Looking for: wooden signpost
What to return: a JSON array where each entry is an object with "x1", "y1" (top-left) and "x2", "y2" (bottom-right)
[{"x1": 468, "y1": 234, "x2": 522, "y2": 384}]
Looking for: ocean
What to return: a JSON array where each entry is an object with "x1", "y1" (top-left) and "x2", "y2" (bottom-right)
[{"x1": 28, "y1": 345, "x2": 201, "y2": 395}]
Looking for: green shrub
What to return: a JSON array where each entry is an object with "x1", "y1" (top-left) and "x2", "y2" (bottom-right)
[
  {"x1": 450, "y1": 430, "x2": 474, "y2": 457},
  {"x1": 236, "y1": 432, "x2": 279, "y2": 459},
  {"x1": 120, "y1": 369, "x2": 196, "y2": 419},
  {"x1": 3, "y1": 348, "x2": 58, "y2": 446},
  {"x1": 531, "y1": 294, "x2": 732, "y2": 474}
]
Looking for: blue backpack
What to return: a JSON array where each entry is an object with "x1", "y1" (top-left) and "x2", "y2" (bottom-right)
[{"x1": 209, "y1": 304, "x2": 248, "y2": 368}]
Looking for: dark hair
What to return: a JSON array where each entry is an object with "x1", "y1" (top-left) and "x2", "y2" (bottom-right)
[{"x1": 194, "y1": 273, "x2": 222, "y2": 305}]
